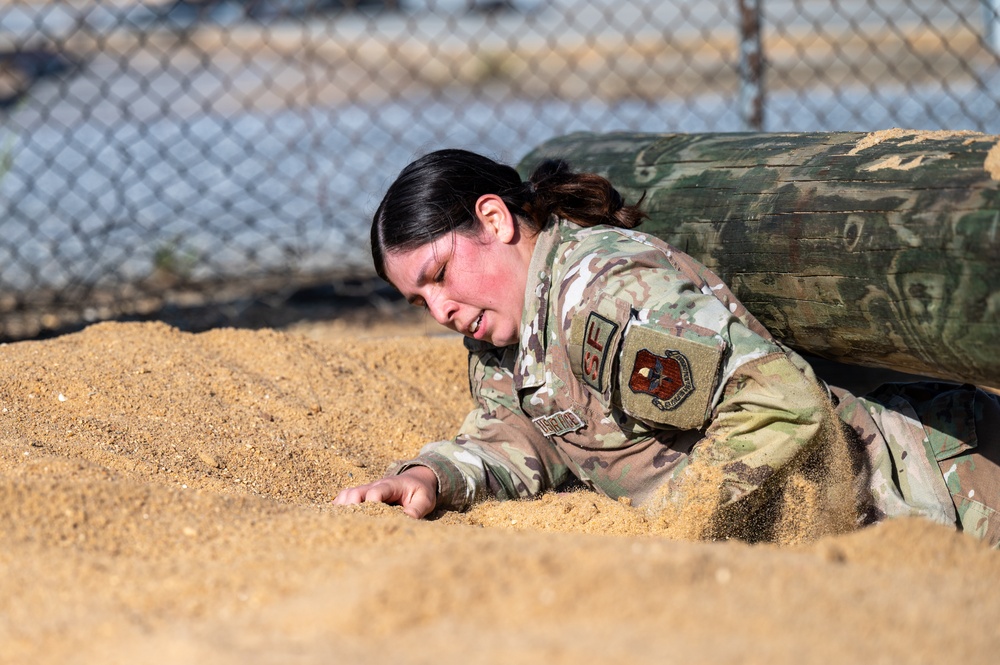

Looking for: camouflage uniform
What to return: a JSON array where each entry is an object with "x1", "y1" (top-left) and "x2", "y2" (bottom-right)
[
  {"x1": 388, "y1": 218, "x2": 1000, "y2": 546},
  {"x1": 833, "y1": 382, "x2": 1000, "y2": 546}
]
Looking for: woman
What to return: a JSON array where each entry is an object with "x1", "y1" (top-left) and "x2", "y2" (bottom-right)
[{"x1": 334, "y1": 148, "x2": 1000, "y2": 546}]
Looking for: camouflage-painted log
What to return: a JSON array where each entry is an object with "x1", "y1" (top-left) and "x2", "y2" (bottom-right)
[{"x1": 518, "y1": 130, "x2": 1000, "y2": 390}]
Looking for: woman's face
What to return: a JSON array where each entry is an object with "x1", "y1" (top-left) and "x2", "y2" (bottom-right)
[{"x1": 383, "y1": 195, "x2": 535, "y2": 347}]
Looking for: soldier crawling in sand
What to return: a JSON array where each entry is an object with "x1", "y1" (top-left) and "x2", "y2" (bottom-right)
[{"x1": 334, "y1": 148, "x2": 1000, "y2": 547}]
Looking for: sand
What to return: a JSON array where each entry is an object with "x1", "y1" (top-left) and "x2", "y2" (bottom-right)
[{"x1": 2, "y1": 319, "x2": 999, "y2": 664}]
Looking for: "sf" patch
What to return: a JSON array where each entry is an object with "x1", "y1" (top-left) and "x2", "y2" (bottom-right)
[
  {"x1": 627, "y1": 348, "x2": 694, "y2": 411},
  {"x1": 580, "y1": 311, "x2": 619, "y2": 393}
]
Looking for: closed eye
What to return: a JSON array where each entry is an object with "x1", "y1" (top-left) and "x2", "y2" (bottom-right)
[{"x1": 406, "y1": 295, "x2": 427, "y2": 309}]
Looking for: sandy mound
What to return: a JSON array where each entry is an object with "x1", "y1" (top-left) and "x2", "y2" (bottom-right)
[{"x1": 1, "y1": 321, "x2": 998, "y2": 664}]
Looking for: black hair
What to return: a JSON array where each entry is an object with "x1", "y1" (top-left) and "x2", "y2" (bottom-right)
[{"x1": 370, "y1": 148, "x2": 646, "y2": 280}]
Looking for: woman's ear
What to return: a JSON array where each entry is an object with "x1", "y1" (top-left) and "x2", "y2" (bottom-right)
[{"x1": 475, "y1": 194, "x2": 517, "y2": 244}]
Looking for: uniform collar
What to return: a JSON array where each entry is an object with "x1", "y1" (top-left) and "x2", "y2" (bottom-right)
[{"x1": 513, "y1": 218, "x2": 566, "y2": 391}]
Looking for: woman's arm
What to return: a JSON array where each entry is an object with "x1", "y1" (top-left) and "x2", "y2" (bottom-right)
[
  {"x1": 390, "y1": 402, "x2": 573, "y2": 512},
  {"x1": 561, "y1": 231, "x2": 836, "y2": 517},
  {"x1": 334, "y1": 403, "x2": 572, "y2": 516},
  {"x1": 335, "y1": 342, "x2": 571, "y2": 516},
  {"x1": 675, "y1": 352, "x2": 831, "y2": 504}
]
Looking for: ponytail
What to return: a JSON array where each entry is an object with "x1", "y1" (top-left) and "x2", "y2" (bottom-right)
[{"x1": 521, "y1": 158, "x2": 647, "y2": 231}]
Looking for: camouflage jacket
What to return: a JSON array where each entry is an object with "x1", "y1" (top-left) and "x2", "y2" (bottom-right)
[{"x1": 389, "y1": 218, "x2": 849, "y2": 512}]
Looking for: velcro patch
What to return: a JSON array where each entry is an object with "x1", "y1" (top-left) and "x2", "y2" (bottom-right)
[
  {"x1": 569, "y1": 294, "x2": 627, "y2": 395},
  {"x1": 579, "y1": 312, "x2": 618, "y2": 392},
  {"x1": 532, "y1": 409, "x2": 586, "y2": 438},
  {"x1": 618, "y1": 324, "x2": 724, "y2": 430}
]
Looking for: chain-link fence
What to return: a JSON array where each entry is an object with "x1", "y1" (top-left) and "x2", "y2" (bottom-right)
[{"x1": 2, "y1": 0, "x2": 999, "y2": 339}]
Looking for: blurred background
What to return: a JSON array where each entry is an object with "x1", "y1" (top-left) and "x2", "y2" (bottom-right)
[{"x1": 2, "y1": 0, "x2": 999, "y2": 340}]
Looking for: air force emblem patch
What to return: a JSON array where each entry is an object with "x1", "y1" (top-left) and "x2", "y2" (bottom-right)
[
  {"x1": 627, "y1": 348, "x2": 694, "y2": 410},
  {"x1": 618, "y1": 323, "x2": 724, "y2": 430}
]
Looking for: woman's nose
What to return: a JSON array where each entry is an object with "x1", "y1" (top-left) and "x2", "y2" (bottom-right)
[{"x1": 427, "y1": 294, "x2": 457, "y2": 327}]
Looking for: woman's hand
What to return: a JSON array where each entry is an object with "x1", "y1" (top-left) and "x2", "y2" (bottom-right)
[{"x1": 333, "y1": 466, "x2": 439, "y2": 519}]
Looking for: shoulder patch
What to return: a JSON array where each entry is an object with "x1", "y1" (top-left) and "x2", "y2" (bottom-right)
[
  {"x1": 579, "y1": 311, "x2": 618, "y2": 392},
  {"x1": 568, "y1": 295, "x2": 628, "y2": 395},
  {"x1": 618, "y1": 323, "x2": 724, "y2": 430}
]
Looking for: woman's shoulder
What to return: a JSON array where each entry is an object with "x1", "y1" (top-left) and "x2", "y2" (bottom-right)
[
  {"x1": 556, "y1": 220, "x2": 664, "y2": 254},
  {"x1": 550, "y1": 219, "x2": 753, "y2": 330},
  {"x1": 548, "y1": 220, "x2": 697, "y2": 305},
  {"x1": 549, "y1": 220, "x2": 677, "y2": 278}
]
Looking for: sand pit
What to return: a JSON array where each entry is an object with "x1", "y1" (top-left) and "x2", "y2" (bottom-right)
[{"x1": 2, "y1": 320, "x2": 999, "y2": 663}]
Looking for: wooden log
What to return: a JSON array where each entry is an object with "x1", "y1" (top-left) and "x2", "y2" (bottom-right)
[{"x1": 518, "y1": 130, "x2": 1000, "y2": 390}]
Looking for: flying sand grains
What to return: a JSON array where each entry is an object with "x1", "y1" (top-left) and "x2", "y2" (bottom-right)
[
  {"x1": 641, "y1": 383, "x2": 860, "y2": 545},
  {"x1": 644, "y1": 463, "x2": 728, "y2": 541}
]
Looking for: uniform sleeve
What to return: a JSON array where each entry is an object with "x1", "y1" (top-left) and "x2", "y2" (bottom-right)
[
  {"x1": 386, "y1": 341, "x2": 572, "y2": 512},
  {"x1": 673, "y1": 351, "x2": 832, "y2": 508},
  {"x1": 613, "y1": 316, "x2": 834, "y2": 516},
  {"x1": 562, "y1": 238, "x2": 834, "y2": 512}
]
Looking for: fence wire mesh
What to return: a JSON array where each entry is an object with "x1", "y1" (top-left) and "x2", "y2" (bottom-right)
[{"x1": 2, "y1": 0, "x2": 999, "y2": 340}]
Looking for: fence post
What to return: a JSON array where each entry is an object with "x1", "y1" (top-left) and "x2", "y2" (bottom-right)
[
  {"x1": 738, "y1": 0, "x2": 765, "y2": 131},
  {"x1": 984, "y1": 0, "x2": 1000, "y2": 53}
]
